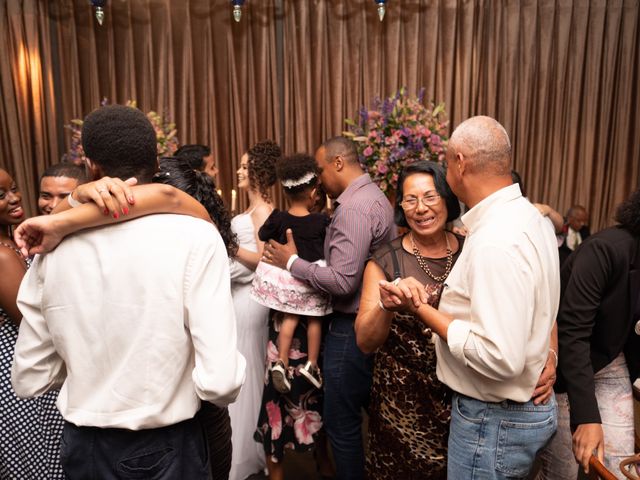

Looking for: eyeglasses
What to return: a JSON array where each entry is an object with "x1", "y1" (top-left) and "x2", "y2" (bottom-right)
[{"x1": 400, "y1": 194, "x2": 441, "y2": 210}]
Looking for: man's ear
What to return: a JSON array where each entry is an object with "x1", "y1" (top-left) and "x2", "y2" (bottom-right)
[
  {"x1": 334, "y1": 155, "x2": 344, "y2": 172},
  {"x1": 456, "y1": 152, "x2": 466, "y2": 176}
]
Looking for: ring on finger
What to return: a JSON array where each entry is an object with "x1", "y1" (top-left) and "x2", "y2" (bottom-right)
[{"x1": 392, "y1": 277, "x2": 401, "y2": 286}]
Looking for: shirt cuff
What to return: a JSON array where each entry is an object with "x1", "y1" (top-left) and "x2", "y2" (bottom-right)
[
  {"x1": 447, "y1": 319, "x2": 472, "y2": 363},
  {"x1": 286, "y1": 254, "x2": 299, "y2": 272},
  {"x1": 290, "y1": 256, "x2": 312, "y2": 280}
]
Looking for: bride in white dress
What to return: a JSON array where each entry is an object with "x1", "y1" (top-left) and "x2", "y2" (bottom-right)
[{"x1": 228, "y1": 140, "x2": 279, "y2": 480}]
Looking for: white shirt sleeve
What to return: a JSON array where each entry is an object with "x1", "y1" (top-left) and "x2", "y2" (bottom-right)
[
  {"x1": 446, "y1": 244, "x2": 534, "y2": 381},
  {"x1": 185, "y1": 234, "x2": 246, "y2": 407},
  {"x1": 12, "y1": 257, "x2": 67, "y2": 398}
]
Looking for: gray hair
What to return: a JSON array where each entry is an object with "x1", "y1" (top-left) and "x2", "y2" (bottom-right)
[{"x1": 448, "y1": 116, "x2": 512, "y2": 175}]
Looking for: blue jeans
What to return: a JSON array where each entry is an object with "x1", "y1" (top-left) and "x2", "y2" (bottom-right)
[
  {"x1": 448, "y1": 392, "x2": 557, "y2": 479},
  {"x1": 322, "y1": 312, "x2": 373, "y2": 480}
]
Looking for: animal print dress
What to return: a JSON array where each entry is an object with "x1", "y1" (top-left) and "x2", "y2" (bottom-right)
[{"x1": 366, "y1": 234, "x2": 463, "y2": 480}]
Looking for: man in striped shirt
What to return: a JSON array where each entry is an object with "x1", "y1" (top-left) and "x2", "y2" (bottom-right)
[{"x1": 264, "y1": 136, "x2": 395, "y2": 479}]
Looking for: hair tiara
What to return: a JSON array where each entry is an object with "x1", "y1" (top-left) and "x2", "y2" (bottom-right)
[{"x1": 281, "y1": 171, "x2": 316, "y2": 189}]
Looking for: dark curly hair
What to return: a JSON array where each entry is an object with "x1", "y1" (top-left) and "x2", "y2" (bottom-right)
[
  {"x1": 276, "y1": 153, "x2": 318, "y2": 201},
  {"x1": 247, "y1": 140, "x2": 279, "y2": 202},
  {"x1": 154, "y1": 157, "x2": 238, "y2": 257},
  {"x1": 395, "y1": 160, "x2": 460, "y2": 228},
  {"x1": 174, "y1": 144, "x2": 210, "y2": 170},
  {"x1": 615, "y1": 188, "x2": 640, "y2": 237},
  {"x1": 82, "y1": 104, "x2": 157, "y2": 182}
]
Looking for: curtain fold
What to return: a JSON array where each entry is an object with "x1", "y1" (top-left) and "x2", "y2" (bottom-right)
[
  {"x1": 281, "y1": 0, "x2": 639, "y2": 229},
  {"x1": 0, "y1": 0, "x2": 58, "y2": 216},
  {"x1": 0, "y1": 0, "x2": 637, "y2": 228}
]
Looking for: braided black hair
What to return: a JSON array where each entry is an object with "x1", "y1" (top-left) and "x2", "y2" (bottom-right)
[{"x1": 174, "y1": 144, "x2": 210, "y2": 170}]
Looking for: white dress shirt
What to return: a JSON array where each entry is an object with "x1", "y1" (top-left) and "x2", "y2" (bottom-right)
[
  {"x1": 565, "y1": 227, "x2": 582, "y2": 251},
  {"x1": 12, "y1": 214, "x2": 246, "y2": 430},
  {"x1": 436, "y1": 184, "x2": 560, "y2": 402}
]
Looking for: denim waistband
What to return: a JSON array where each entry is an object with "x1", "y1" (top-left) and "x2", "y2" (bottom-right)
[
  {"x1": 327, "y1": 311, "x2": 357, "y2": 335},
  {"x1": 455, "y1": 392, "x2": 556, "y2": 412}
]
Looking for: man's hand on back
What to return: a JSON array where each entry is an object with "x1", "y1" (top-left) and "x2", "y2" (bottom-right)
[{"x1": 262, "y1": 229, "x2": 298, "y2": 270}]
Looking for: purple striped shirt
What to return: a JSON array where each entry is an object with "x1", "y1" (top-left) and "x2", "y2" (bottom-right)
[{"x1": 290, "y1": 174, "x2": 396, "y2": 314}]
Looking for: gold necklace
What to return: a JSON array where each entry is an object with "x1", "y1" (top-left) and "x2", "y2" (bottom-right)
[{"x1": 410, "y1": 231, "x2": 453, "y2": 283}]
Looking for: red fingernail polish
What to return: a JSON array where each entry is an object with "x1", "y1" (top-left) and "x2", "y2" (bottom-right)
[
  {"x1": 104, "y1": 208, "x2": 109, "y2": 215},
  {"x1": 122, "y1": 207, "x2": 129, "y2": 215},
  {"x1": 113, "y1": 212, "x2": 119, "y2": 219},
  {"x1": 128, "y1": 197, "x2": 135, "y2": 204}
]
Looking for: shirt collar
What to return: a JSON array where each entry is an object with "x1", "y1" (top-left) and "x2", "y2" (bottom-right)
[
  {"x1": 461, "y1": 183, "x2": 523, "y2": 234},
  {"x1": 335, "y1": 173, "x2": 372, "y2": 207}
]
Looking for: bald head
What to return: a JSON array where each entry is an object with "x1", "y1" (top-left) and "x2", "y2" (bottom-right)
[
  {"x1": 566, "y1": 205, "x2": 589, "y2": 231},
  {"x1": 449, "y1": 116, "x2": 512, "y2": 176}
]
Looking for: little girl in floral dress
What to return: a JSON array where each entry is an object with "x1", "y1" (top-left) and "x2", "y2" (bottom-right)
[{"x1": 251, "y1": 153, "x2": 331, "y2": 393}]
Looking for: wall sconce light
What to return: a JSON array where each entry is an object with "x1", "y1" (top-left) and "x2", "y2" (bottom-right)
[
  {"x1": 89, "y1": 0, "x2": 107, "y2": 26},
  {"x1": 231, "y1": 0, "x2": 245, "y2": 23},
  {"x1": 374, "y1": 0, "x2": 387, "y2": 22}
]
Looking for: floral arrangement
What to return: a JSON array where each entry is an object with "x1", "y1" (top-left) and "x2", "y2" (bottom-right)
[
  {"x1": 64, "y1": 99, "x2": 178, "y2": 165},
  {"x1": 343, "y1": 87, "x2": 449, "y2": 195}
]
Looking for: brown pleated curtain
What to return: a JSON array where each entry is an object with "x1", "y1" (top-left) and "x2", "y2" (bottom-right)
[{"x1": 0, "y1": 0, "x2": 638, "y2": 230}]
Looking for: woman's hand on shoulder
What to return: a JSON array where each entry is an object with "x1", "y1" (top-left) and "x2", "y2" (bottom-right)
[{"x1": 62, "y1": 176, "x2": 138, "y2": 217}]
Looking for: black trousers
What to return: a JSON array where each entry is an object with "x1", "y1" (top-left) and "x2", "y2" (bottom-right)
[
  {"x1": 196, "y1": 402, "x2": 232, "y2": 480},
  {"x1": 60, "y1": 416, "x2": 210, "y2": 480}
]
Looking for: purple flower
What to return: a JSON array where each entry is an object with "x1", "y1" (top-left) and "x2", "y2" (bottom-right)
[
  {"x1": 358, "y1": 106, "x2": 369, "y2": 128},
  {"x1": 363, "y1": 146, "x2": 374, "y2": 157}
]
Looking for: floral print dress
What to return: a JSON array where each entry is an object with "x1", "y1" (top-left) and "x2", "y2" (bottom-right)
[{"x1": 254, "y1": 312, "x2": 323, "y2": 462}]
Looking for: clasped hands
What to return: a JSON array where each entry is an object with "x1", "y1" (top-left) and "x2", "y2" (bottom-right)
[
  {"x1": 378, "y1": 276, "x2": 432, "y2": 314},
  {"x1": 70, "y1": 176, "x2": 138, "y2": 217}
]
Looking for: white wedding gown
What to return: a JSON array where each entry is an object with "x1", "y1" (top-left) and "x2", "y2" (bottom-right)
[{"x1": 228, "y1": 210, "x2": 269, "y2": 480}]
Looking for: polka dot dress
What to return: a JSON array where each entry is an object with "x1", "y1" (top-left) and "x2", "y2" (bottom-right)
[{"x1": 0, "y1": 248, "x2": 65, "y2": 479}]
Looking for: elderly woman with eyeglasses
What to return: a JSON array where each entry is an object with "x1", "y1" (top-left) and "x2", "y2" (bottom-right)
[{"x1": 355, "y1": 160, "x2": 463, "y2": 480}]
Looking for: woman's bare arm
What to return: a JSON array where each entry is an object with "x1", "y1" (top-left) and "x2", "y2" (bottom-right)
[
  {"x1": 355, "y1": 261, "x2": 394, "y2": 354},
  {"x1": 235, "y1": 203, "x2": 273, "y2": 271},
  {"x1": 0, "y1": 247, "x2": 27, "y2": 325},
  {"x1": 15, "y1": 184, "x2": 210, "y2": 256}
]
